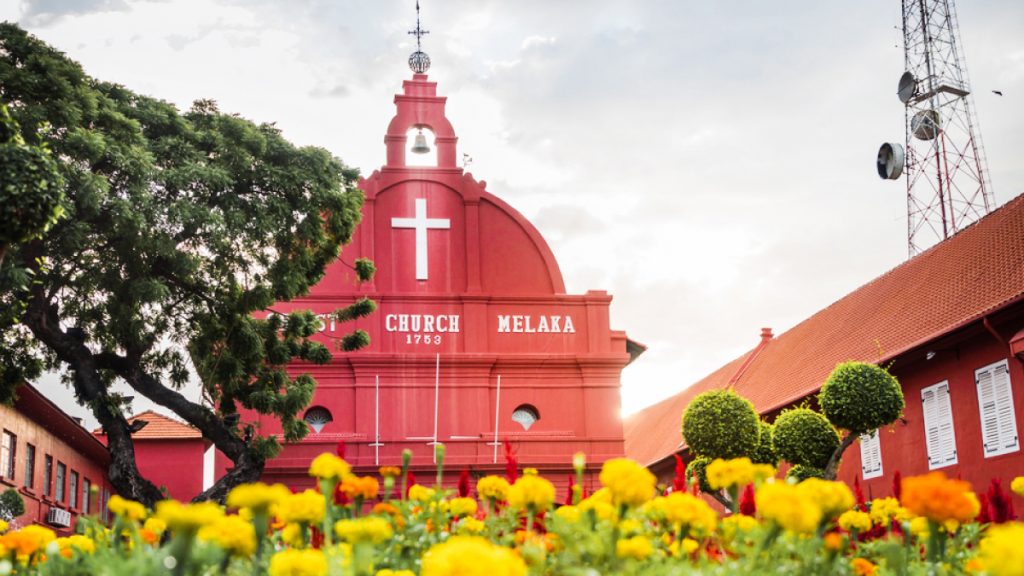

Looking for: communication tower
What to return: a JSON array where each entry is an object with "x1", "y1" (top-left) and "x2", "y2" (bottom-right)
[{"x1": 876, "y1": 0, "x2": 993, "y2": 256}]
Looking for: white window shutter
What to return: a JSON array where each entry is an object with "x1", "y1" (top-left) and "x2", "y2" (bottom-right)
[
  {"x1": 976, "y1": 360, "x2": 1019, "y2": 457},
  {"x1": 859, "y1": 430, "x2": 883, "y2": 480},
  {"x1": 922, "y1": 381, "x2": 958, "y2": 469}
]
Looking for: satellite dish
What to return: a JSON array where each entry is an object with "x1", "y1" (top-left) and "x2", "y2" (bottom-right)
[
  {"x1": 898, "y1": 72, "x2": 917, "y2": 103},
  {"x1": 911, "y1": 109, "x2": 940, "y2": 140},
  {"x1": 876, "y1": 142, "x2": 905, "y2": 180}
]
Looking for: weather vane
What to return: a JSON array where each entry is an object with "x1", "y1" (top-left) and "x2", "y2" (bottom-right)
[{"x1": 408, "y1": 1, "x2": 431, "y2": 73}]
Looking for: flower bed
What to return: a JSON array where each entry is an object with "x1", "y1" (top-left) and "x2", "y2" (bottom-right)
[{"x1": 1, "y1": 451, "x2": 1022, "y2": 575}]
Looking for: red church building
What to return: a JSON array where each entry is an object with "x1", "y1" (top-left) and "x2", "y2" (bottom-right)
[
  {"x1": 227, "y1": 65, "x2": 642, "y2": 490},
  {"x1": 625, "y1": 193, "x2": 1024, "y2": 508}
]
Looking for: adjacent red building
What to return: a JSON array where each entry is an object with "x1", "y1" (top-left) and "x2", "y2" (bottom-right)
[
  {"x1": 625, "y1": 193, "x2": 1024, "y2": 509},
  {"x1": 0, "y1": 383, "x2": 113, "y2": 534},
  {"x1": 226, "y1": 71, "x2": 642, "y2": 491},
  {"x1": 94, "y1": 411, "x2": 211, "y2": 502}
]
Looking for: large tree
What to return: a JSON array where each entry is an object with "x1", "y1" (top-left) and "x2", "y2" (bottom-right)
[{"x1": 0, "y1": 23, "x2": 375, "y2": 504}]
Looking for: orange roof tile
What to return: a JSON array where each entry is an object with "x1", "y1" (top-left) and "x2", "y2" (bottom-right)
[
  {"x1": 625, "y1": 192, "x2": 1024, "y2": 466},
  {"x1": 93, "y1": 410, "x2": 203, "y2": 439}
]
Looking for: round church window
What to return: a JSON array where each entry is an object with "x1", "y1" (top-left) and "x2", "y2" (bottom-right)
[
  {"x1": 512, "y1": 405, "x2": 540, "y2": 431},
  {"x1": 304, "y1": 406, "x2": 333, "y2": 434}
]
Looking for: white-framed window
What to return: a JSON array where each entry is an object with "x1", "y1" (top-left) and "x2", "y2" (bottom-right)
[
  {"x1": 0, "y1": 430, "x2": 14, "y2": 480},
  {"x1": 975, "y1": 359, "x2": 1020, "y2": 457},
  {"x1": 922, "y1": 381, "x2": 958, "y2": 469},
  {"x1": 859, "y1": 430, "x2": 883, "y2": 480}
]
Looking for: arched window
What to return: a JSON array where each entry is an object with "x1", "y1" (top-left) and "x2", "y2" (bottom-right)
[
  {"x1": 405, "y1": 126, "x2": 437, "y2": 167},
  {"x1": 303, "y1": 406, "x2": 333, "y2": 434},
  {"x1": 512, "y1": 404, "x2": 540, "y2": 431}
]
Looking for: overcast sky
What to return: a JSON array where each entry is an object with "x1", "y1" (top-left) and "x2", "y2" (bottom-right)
[{"x1": 5, "y1": 0, "x2": 1024, "y2": 427}]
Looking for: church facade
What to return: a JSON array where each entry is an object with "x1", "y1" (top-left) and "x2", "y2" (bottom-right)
[{"x1": 227, "y1": 71, "x2": 641, "y2": 491}]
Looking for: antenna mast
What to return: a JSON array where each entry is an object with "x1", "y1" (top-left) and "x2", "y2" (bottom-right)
[{"x1": 876, "y1": 0, "x2": 993, "y2": 256}]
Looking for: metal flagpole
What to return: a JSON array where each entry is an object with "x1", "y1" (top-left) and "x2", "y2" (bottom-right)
[
  {"x1": 493, "y1": 375, "x2": 501, "y2": 463},
  {"x1": 432, "y1": 352, "x2": 440, "y2": 464}
]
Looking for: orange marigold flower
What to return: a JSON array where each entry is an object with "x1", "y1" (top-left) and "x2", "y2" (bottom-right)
[
  {"x1": 824, "y1": 532, "x2": 843, "y2": 552},
  {"x1": 851, "y1": 557, "x2": 878, "y2": 576},
  {"x1": 379, "y1": 466, "x2": 402, "y2": 479},
  {"x1": 340, "y1": 476, "x2": 380, "y2": 500},
  {"x1": 901, "y1": 472, "x2": 979, "y2": 524}
]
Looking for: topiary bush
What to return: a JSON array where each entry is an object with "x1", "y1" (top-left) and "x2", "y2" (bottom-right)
[
  {"x1": 749, "y1": 420, "x2": 778, "y2": 466},
  {"x1": 0, "y1": 488, "x2": 25, "y2": 520},
  {"x1": 772, "y1": 407, "x2": 839, "y2": 469},
  {"x1": 819, "y1": 361, "x2": 904, "y2": 435},
  {"x1": 786, "y1": 465, "x2": 826, "y2": 483},
  {"x1": 681, "y1": 390, "x2": 760, "y2": 460},
  {"x1": 685, "y1": 456, "x2": 714, "y2": 494}
]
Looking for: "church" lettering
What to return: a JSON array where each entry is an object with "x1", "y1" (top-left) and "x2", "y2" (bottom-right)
[
  {"x1": 385, "y1": 314, "x2": 461, "y2": 333},
  {"x1": 496, "y1": 315, "x2": 576, "y2": 334}
]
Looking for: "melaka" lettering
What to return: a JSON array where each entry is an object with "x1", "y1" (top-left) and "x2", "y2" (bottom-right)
[{"x1": 497, "y1": 315, "x2": 576, "y2": 334}]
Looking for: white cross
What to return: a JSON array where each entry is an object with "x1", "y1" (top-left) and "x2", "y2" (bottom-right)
[{"x1": 391, "y1": 198, "x2": 450, "y2": 280}]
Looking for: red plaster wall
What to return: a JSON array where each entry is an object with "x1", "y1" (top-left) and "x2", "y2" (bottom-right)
[
  {"x1": 0, "y1": 402, "x2": 111, "y2": 535},
  {"x1": 132, "y1": 439, "x2": 208, "y2": 502}
]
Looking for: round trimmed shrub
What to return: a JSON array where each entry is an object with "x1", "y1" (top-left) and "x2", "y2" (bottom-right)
[
  {"x1": 786, "y1": 465, "x2": 825, "y2": 483},
  {"x1": 681, "y1": 390, "x2": 759, "y2": 460},
  {"x1": 685, "y1": 456, "x2": 714, "y2": 493},
  {"x1": 772, "y1": 407, "x2": 839, "y2": 469},
  {"x1": 819, "y1": 361, "x2": 904, "y2": 435},
  {"x1": 749, "y1": 420, "x2": 778, "y2": 466}
]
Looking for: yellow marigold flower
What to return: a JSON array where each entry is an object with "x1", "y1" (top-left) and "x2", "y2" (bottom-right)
[
  {"x1": 155, "y1": 500, "x2": 224, "y2": 532},
  {"x1": 377, "y1": 571, "x2": 416, "y2": 576},
  {"x1": 0, "y1": 520, "x2": 7, "y2": 534},
  {"x1": 340, "y1": 476, "x2": 380, "y2": 500},
  {"x1": 421, "y1": 536, "x2": 527, "y2": 576},
  {"x1": 57, "y1": 534, "x2": 95, "y2": 558},
  {"x1": 868, "y1": 497, "x2": 907, "y2": 526},
  {"x1": 334, "y1": 517, "x2": 393, "y2": 544},
  {"x1": 459, "y1": 517, "x2": 486, "y2": 534},
  {"x1": 977, "y1": 522, "x2": 1024, "y2": 576},
  {"x1": 600, "y1": 458, "x2": 656, "y2": 507},
  {"x1": 476, "y1": 476, "x2": 510, "y2": 502},
  {"x1": 449, "y1": 497, "x2": 478, "y2": 518},
  {"x1": 662, "y1": 492, "x2": 718, "y2": 537},
  {"x1": 276, "y1": 490, "x2": 326, "y2": 525},
  {"x1": 909, "y1": 516, "x2": 930, "y2": 537},
  {"x1": 227, "y1": 482, "x2": 291, "y2": 511},
  {"x1": 901, "y1": 472, "x2": 979, "y2": 524},
  {"x1": 1011, "y1": 477, "x2": 1024, "y2": 498},
  {"x1": 143, "y1": 517, "x2": 167, "y2": 535},
  {"x1": 378, "y1": 466, "x2": 401, "y2": 479},
  {"x1": 838, "y1": 510, "x2": 872, "y2": 533},
  {"x1": 308, "y1": 453, "x2": 351, "y2": 481},
  {"x1": 851, "y1": 557, "x2": 879, "y2": 576},
  {"x1": 281, "y1": 523, "x2": 303, "y2": 548},
  {"x1": 0, "y1": 525, "x2": 56, "y2": 560},
  {"x1": 523, "y1": 468, "x2": 539, "y2": 476},
  {"x1": 721, "y1": 514, "x2": 759, "y2": 542},
  {"x1": 616, "y1": 535, "x2": 653, "y2": 560},
  {"x1": 669, "y1": 536, "x2": 700, "y2": 557},
  {"x1": 579, "y1": 499, "x2": 616, "y2": 522},
  {"x1": 752, "y1": 463, "x2": 776, "y2": 482},
  {"x1": 269, "y1": 548, "x2": 328, "y2": 576},
  {"x1": 108, "y1": 494, "x2": 147, "y2": 521},
  {"x1": 706, "y1": 457, "x2": 756, "y2": 490},
  {"x1": 197, "y1": 514, "x2": 256, "y2": 557},
  {"x1": 555, "y1": 505, "x2": 580, "y2": 523},
  {"x1": 508, "y1": 475, "x2": 556, "y2": 512},
  {"x1": 408, "y1": 484, "x2": 436, "y2": 503},
  {"x1": 618, "y1": 519, "x2": 643, "y2": 535},
  {"x1": 756, "y1": 481, "x2": 822, "y2": 534},
  {"x1": 797, "y1": 478, "x2": 854, "y2": 519},
  {"x1": 587, "y1": 487, "x2": 614, "y2": 505}
]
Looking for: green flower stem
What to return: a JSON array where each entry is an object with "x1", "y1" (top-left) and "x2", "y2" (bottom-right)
[{"x1": 319, "y1": 478, "x2": 338, "y2": 547}]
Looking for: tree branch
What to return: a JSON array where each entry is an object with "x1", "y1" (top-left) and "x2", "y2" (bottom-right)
[{"x1": 823, "y1": 433, "x2": 858, "y2": 480}]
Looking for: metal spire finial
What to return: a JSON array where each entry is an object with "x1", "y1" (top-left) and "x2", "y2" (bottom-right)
[{"x1": 407, "y1": 1, "x2": 431, "y2": 73}]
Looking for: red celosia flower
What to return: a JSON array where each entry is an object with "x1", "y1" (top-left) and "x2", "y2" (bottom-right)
[
  {"x1": 565, "y1": 475, "x2": 575, "y2": 506},
  {"x1": 504, "y1": 440, "x2": 518, "y2": 483},
  {"x1": 977, "y1": 493, "x2": 992, "y2": 524},
  {"x1": 739, "y1": 483, "x2": 756, "y2": 516},
  {"x1": 458, "y1": 467, "x2": 471, "y2": 498},
  {"x1": 673, "y1": 454, "x2": 687, "y2": 493},
  {"x1": 987, "y1": 478, "x2": 1017, "y2": 523},
  {"x1": 336, "y1": 441, "x2": 346, "y2": 459},
  {"x1": 892, "y1": 470, "x2": 902, "y2": 500}
]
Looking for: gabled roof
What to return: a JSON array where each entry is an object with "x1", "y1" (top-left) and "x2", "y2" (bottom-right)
[
  {"x1": 93, "y1": 410, "x2": 203, "y2": 440},
  {"x1": 13, "y1": 382, "x2": 111, "y2": 465},
  {"x1": 625, "y1": 192, "x2": 1024, "y2": 467}
]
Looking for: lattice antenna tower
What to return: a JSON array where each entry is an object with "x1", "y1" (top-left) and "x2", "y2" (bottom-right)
[{"x1": 876, "y1": 0, "x2": 994, "y2": 256}]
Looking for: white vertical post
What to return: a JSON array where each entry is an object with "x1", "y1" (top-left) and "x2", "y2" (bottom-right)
[
  {"x1": 375, "y1": 375, "x2": 380, "y2": 467},
  {"x1": 493, "y1": 375, "x2": 501, "y2": 464},
  {"x1": 433, "y1": 352, "x2": 440, "y2": 464}
]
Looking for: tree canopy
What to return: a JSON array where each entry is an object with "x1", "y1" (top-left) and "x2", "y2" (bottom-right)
[{"x1": 0, "y1": 23, "x2": 374, "y2": 504}]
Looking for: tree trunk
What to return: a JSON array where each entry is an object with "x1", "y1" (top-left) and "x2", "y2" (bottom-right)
[
  {"x1": 22, "y1": 283, "x2": 164, "y2": 506},
  {"x1": 823, "y1": 433, "x2": 858, "y2": 480}
]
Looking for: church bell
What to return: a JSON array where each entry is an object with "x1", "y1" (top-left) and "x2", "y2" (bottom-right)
[{"x1": 411, "y1": 129, "x2": 431, "y2": 154}]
